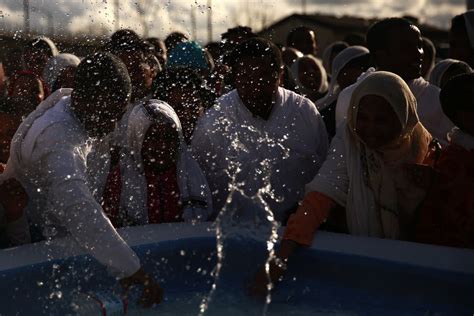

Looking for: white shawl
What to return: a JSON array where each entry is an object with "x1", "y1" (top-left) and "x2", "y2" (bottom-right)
[
  {"x1": 429, "y1": 59, "x2": 471, "y2": 88},
  {"x1": 307, "y1": 72, "x2": 431, "y2": 239},
  {"x1": 290, "y1": 55, "x2": 328, "y2": 97},
  {"x1": 120, "y1": 100, "x2": 212, "y2": 224}
]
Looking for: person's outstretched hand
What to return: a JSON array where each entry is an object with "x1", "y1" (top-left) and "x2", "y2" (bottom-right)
[
  {"x1": 249, "y1": 257, "x2": 287, "y2": 297},
  {"x1": 119, "y1": 267, "x2": 163, "y2": 308}
]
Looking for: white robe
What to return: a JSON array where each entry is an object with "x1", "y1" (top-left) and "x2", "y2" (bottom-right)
[
  {"x1": 191, "y1": 87, "x2": 328, "y2": 222},
  {"x1": 6, "y1": 90, "x2": 140, "y2": 278},
  {"x1": 335, "y1": 69, "x2": 454, "y2": 146}
]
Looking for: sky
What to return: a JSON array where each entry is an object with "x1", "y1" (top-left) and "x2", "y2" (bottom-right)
[{"x1": 0, "y1": 0, "x2": 469, "y2": 43}]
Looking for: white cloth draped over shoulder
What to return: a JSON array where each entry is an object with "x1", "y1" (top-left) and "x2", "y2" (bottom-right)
[
  {"x1": 191, "y1": 87, "x2": 328, "y2": 222},
  {"x1": 118, "y1": 100, "x2": 213, "y2": 224},
  {"x1": 5, "y1": 89, "x2": 140, "y2": 278},
  {"x1": 315, "y1": 46, "x2": 369, "y2": 111},
  {"x1": 307, "y1": 72, "x2": 432, "y2": 239},
  {"x1": 335, "y1": 68, "x2": 454, "y2": 146}
]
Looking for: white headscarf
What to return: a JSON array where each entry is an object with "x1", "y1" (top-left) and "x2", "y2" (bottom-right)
[
  {"x1": 307, "y1": 71, "x2": 432, "y2": 239},
  {"x1": 316, "y1": 46, "x2": 369, "y2": 111},
  {"x1": 121, "y1": 100, "x2": 212, "y2": 224},
  {"x1": 322, "y1": 41, "x2": 348, "y2": 74},
  {"x1": 42, "y1": 53, "x2": 81, "y2": 90},
  {"x1": 429, "y1": 59, "x2": 472, "y2": 88},
  {"x1": 290, "y1": 55, "x2": 328, "y2": 97},
  {"x1": 463, "y1": 10, "x2": 474, "y2": 48}
]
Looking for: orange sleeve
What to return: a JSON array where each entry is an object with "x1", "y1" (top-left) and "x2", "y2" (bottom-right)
[{"x1": 283, "y1": 191, "x2": 336, "y2": 247}]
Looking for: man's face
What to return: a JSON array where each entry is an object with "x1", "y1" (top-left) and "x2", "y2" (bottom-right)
[
  {"x1": 379, "y1": 25, "x2": 424, "y2": 81},
  {"x1": 234, "y1": 56, "x2": 281, "y2": 104},
  {"x1": 84, "y1": 96, "x2": 128, "y2": 138}
]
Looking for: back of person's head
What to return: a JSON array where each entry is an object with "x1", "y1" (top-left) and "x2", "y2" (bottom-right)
[
  {"x1": 366, "y1": 18, "x2": 415, "y2": 54},
  {"x1": 164, "y1": 32, "x2": 189, "y2": 52},
  {"x1": 108, "y1": 29, "x2": 141, "y2": 50},
  {"x1": 227, "y1": 37, "x2": 283, "y2": 73},
  {"x1": 73, "y1": 52, "x2": 131, "y2": 106},
  {"x1": 440, "y1": 73, "x2": 474, "y2": 134}
]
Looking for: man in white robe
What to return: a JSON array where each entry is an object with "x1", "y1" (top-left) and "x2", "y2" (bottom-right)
[
  {"x1": 5, "y1": 53, "x2": 162, "y2": 306},
  {"x1": 335, "y1": 18, "x2": 453, "y2": 146},
  {"x1": 192, "y1": 38, "x2": 328, "y2": 223}
]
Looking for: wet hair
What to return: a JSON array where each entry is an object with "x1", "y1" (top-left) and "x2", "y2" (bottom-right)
[
  {"x1": 366, "y1": 18, "x2": 415, "y2": 54},
  {"x1": 227, "y1": 37, "x2": 283, "y2": 73},
  {"x1": 440, "y1": 73, "x2": 474, "y2": 129},
  {"x1": 72, "y1": 52, "x2": 131, "y2": 105},
  {"x1": 286, "y1": 26, "x2": 315, "y2": 47},
  {"x1": 164, "y1": 32, "x2": 189, "y2": 51}
]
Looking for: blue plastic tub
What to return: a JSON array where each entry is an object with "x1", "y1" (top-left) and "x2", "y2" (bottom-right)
[{"x1": 0, "y1": 223, "x2": 473, "y2": 315}]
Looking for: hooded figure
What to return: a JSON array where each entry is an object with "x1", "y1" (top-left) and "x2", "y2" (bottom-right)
[
  {"x1": 290, "y1": 55, "x2": 328, "y2": 101},
  {"x1": 102, "y1": 100, "x2": 212, "y2": 226},
  {"x1": 284, "y1": 72, "x2": 438, "y2": 246},
  {"x1": 429, "y1": 58, "x2": 472, "y2": 88},
  {"x1": 42, "y1": 53, "x2": 81, "y2": 91},
  {"x1": 316, "y1": 46, "x2": 369, "y2": 112},
  {"x1": 322, "y1": 41, "x2": 349, "y2": 75}
]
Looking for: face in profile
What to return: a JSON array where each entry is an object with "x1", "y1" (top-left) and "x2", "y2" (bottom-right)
[{"x1": 355, "y1": 95, "x2": 402, "y2": 149}]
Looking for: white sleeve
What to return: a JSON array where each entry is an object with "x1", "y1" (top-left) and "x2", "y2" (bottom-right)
[
  {"x1": 335, "y1": 87, "x2": 352, "y2": 126},
  {"x1": 39, "y1": 147, "x2": 141, "y2": 279}
]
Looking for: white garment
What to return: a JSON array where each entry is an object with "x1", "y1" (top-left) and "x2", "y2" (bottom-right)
[
  {"x1": 308, "y1": 72, "x2": 430, "y2": 239},
  {"x1": 118, "y1": 100, "x2": 213, "y2": 224},
  {"x1": 6, "y1": 89, "x2": 140, "y2": 278},
  {"x1": 335, "y1": 69, "x2": 454, "y2": 145},
  {"x1": 428, "y1": 59, "x2": 472, "y2": 88},
  {"x1": 191, "y1": 87, "x2": 328, "y2": 222}
]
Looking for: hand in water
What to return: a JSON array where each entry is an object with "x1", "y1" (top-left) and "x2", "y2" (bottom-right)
[
  {"x1": 120, "y1": 267, "x2": 164, "y2": 308},
  {"x1": 249, "y1": 257, "x2": 287, "y2": 297},
  {"x1": 249, "y1": 239, "x2": 299, "y2": 297}
]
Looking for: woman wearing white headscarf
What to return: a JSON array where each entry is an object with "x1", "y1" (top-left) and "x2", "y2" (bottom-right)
[
  {"x1": 322, "y1": 41, "x2": 349, "y2": 75},
  {"x1": 429, "y1": 58, "x2": 472, "y2": 88},
  {"x1": 251, "y1": 72, "x2": 440, "y2": 295},
  {"x1": 102, "y1": 99, "x2": 212, "y2": 226},
  {"x1": 315, "y1": 46, "x2": 370, "y2": 138},
  {"x1": 290, "y1": 55, "x2": 328, "y2": 102},
  {"x1": 42, "y1": 53, "x2": 81, "y2": 91}
]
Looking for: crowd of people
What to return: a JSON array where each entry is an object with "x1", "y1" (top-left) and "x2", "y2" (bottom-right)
[{"x1": 0, "y1": 10, "x2": 473, "y2": 305}]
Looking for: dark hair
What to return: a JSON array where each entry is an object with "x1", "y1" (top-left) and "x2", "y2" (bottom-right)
[
  {"x1": 366, "y1": 18, "x2": 415, "y2": 54},
  {"x1": 109, "y1": 29, "x2": 141, "y2": 49},
  {"x1": 286, "y1": 26, "x2": 314, "y2": 47},
  {"x1": 227, "y1": 37, "x2": 283, "y2": 73},
  {"x1": 73, "y1": 52, "x2": 131, "y2": 105},
  {"x1": 440, "y1": 73, "x2": 474, "y2": 130},
  {"x1": 153, "y1": 67, "x2": 203, "y2": 100},
  {"x1": 451, "y1": 14, "x2": 467, "y2": 34},
  {"x1": 164, "y1": 32, "x2": 189, "y2": 51},
  {"x1": 221, "y1": 26, "x2": 256, "y2": 41}
]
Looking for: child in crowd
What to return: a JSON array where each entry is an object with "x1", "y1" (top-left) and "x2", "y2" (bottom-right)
[{"x1": 102, "y1": 100, "x2": 212, "y2": 227}]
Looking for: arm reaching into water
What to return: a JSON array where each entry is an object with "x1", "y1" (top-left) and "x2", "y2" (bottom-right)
[{"x1": 250, "y1": 192, "x2": 336, "y2": 296}]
